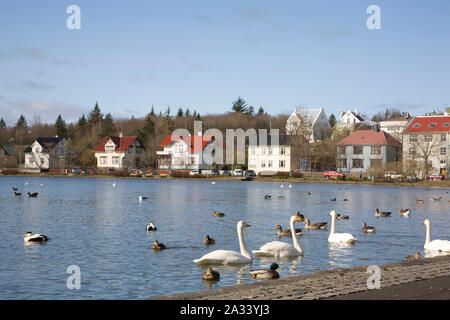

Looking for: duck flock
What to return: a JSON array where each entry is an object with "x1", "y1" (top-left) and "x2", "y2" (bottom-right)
[{"x1": 14, "y1": 181, "x2": 450, "y2": 284}]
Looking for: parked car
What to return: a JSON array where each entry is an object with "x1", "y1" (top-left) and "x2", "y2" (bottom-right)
[
  {"x1": 245, "y1": 170, "x2": 256, "y2": 178},
  {"x1": 81, "y1": 168, "x2": 88, "y2": 174},
  {"x1": 190, "y1": 169, "x2": 200, "y2": 176},
  {"x1": 384, "y1": 171, "x2": 403, "y2": 181},
  {"x1": 89, "y1": 169, "x2": 97, "y2": 175},
  {"x1": 222, "y1": 170, "x2": 232, "y2": 176},
  {"x1": 426, "y1": 173, "x2": 444, "y2": 181},
  {"x1": 129, "y1": 169, "x2": 140, "y2": 177},
  {"x1": 212, "y1": 169, "x2": 220, "y2": 176},
  {"x1": 71, "y1": 168, "x2": 80, "y2": 174},
  {"x1": 323, "y1": 170, "x2": 345, "y2": 179},
  {"x1": 406, "y1": 175, "x2": 419, "y2": 182},
  {"x1": 233, "y1": 169, "x2": 243, "y2": 177}
]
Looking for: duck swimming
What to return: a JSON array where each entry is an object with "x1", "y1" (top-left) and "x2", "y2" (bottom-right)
[
  {"x1": 203, "y1": 235, "x2": 215, "y2": 245},
  {"x1": 264, "y1": 194, "x2": 271, "y2": 199},
  {"x1": 273, "y1": 224, "x2": 302, "y2": 237},
  {"x1": 375, "y1": 208, "x2": 391, "y2": 217},
  {"x1": 202, "y1": 267, "x2": 220, "y2": 281},
  {"x1": 24, "y1": 232, "x2": 49, "y2": 243},
  {"x1": 361, "y1": 222, "x2": 376, "y2": 233},
  {"x1": 303, "y1": 219, "x2": 328, "y2": 230},
  {"x1": 399, "y1": 208, "x2": 411, "y2": 217},
  {"x1": 212, "y1": 211, "x2": 225, "y2": 217},
  {"x1": 151, "y1": 240, "x2": 166, "y2": 250},
  {"x1": 27, "y1": 192, "x2": 38, "y2": 198},
  {"x1": 146, "y1": 221, "x2": 157, "y2": 231},
  {"x1": 250, "y1": 263, "x2": 281, "y2": 280}
]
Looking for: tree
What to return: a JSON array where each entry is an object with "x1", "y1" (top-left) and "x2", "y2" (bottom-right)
[
  {"x1": 150, "y1": 105, "x2": 156, "y2": 116},
  {"x1": 231, "y1": 96, "x2": 248, "y2": 113},
  {"x1": 0, "y1": 118, "x2": 5, "y2": 128},
  {"x1": 257, "y1": 106, "x2": 265, "y2": 115},
  {"x1": 184, "y1": 108, "x2": 191, "y2": 117},
  {"x1": 101, "y1": 113, "x2": 115, "y2": 137},
  {"x1": 176, "y1": 108, "x2": 184, "y2": 118},
  {"x1": 15, "y1": 114, "x2": 28, "y2": 129},
  {"x1": 247, "y1": 106, "x2": 254, "y2": 116},
  {"x1": 137, "y1": 113, "x2": 155, "y2": 145},
  {"x1": 328, "y1": 114, "x2": 337, "y2": 128},
  {"x1": 55, "y1": 114, "x2": 68, "y2": 138},
  {"x1": 77, "y1": 114, "x2": 87, "y2": 128},
  {"x1": 195, "y1": 113, "x2": 201, "y2": 121},
  {"x1": 87, "y1": 102, "x2": 103, "y2": 125}
]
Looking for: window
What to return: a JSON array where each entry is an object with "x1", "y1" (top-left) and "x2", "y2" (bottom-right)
[
  {"x1": 249, "y1": 159, "x2": 256, "y2": 168},
  {"x1": 441, "y1": 147, "x2": 447, "y2": 156},
  {"x1": 424, "y1": 134, "x2": 433, "y2": 142},
  {"x1": 100, "y1": 156, "x2": 107, "y2": 164},
  {"x1": 443, "y1": 123, "x2": 450, "y2": 128},
  {"x1": 105, "y1": 145, "x2": 114, "y2": 152},
  {"x1": 112, "y1": 157, "x2": 120, "y2": 164},
  {"x1": 279, "y1": 160, "x2": 286, "y2": 168},
  {"x1": 409, "y1": 148, "x2": 416, "y2": 156},
  {"x1": 409, "y1": 134, "x2": 417, "y2": 142},
  {"x1": 441, "y1": 134, "x2": 447, "y2": 142},
  {"x1": 250, "y1": 147, "x2": 255, "y2": 155},
  {"x1": 352, "y1": 159, "x2": 363, "y2": 168},
  {"x1": 337, "y1": 146, "x2": 346, "y2": 154},
  {"x1": 412, "y1": 123, "x2": 421, "y2": 128},
  {"x1": 441, "y1": 160, "x2": 446, "y2": 166},
  {"x1": 338, "y1": 159, "x2": 347, "y2": 168},
  {"x1": 268, "y1": 147, "x2": 272, "y2": 155},
  {"x1": 353, "y1": 146, "x2": 363, "y2": 154},
  {"x1": 261, "y1": 160, "x2": 266, "y2": 168},
  {"x1": 371, "y1": 146, "x2": 381, "y2": 155},
  {"x1": 261, "y1": 147, "x2": 266, "y2": 155},
  {"x1": 428, "y1": 123, "x2": 436, "y2": 127},
  {"x1": 268, "y1": 160, "x2": 273, "y2": 168},
  {"x1": 280, "y1": 147, "x2": 286, "y2": 155}
]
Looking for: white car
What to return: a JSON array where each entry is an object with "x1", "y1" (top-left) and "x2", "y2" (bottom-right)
[
  {"x1": 190, "y1": 169, "x2": 200, "y2": 176},
  {"x1": 233, "y1": 169, "x2": 243, "y2": 177}
]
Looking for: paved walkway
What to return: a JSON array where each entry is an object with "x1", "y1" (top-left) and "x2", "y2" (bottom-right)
[{"x1": 153, "y1": 255, "x2": 450, "y2": 300}]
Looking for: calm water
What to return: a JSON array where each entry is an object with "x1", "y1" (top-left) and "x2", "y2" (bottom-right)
[{"x1": 0, "y1": 176, "x2": 448, "y2": 299}]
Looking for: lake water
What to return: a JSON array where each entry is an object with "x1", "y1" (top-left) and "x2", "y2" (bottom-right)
[{"x1": 0, "y1": 176, "x2": 448, "y2": 299}]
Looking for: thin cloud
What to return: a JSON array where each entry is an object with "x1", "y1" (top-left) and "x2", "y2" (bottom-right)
[{"x1": 5, "y1": 80, "x2": 55, "y2": 91}]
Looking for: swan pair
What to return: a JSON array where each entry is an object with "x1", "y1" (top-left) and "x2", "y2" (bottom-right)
[{"x1": 193, "y1": 215, "x2": 304, "y2": 265}]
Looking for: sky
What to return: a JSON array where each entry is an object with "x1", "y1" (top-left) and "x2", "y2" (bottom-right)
[{"x1": 1, "y1": 0, "x2": 449, "y2": 126}]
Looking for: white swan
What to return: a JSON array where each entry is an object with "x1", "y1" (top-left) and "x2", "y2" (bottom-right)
[
  {"x1": 328, "y1": 211, "x2": 356, "y2": 244},
  {"x1": 193, "y1": 221, "x2": 252, "y2": 265},
  {"x1": 252, "y1": 215, "x2": 304, "y2": 258},
  {"x1": 423, "y1": 219, "x2": 450, "y2": 252}
]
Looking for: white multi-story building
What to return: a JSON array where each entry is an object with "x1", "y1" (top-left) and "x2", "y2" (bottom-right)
[
  {"x1": 335, "y1": 109, "x2": 364, "y2": 130},
  {"x1": 93, "y1": 134, "x2": 143, "y2": 169},
  {"x1": 379, "y1": 119, "x2": 411, "y2": 142},
  {"x1": 402, "y1": 115, "x2": 450, "y2": 178},
  {"x1": 23, "y1": 137, "x2": 67, "y2": 169},
  {"x1": 286, "y1": 107, "x2": 330, "y2": 143}
]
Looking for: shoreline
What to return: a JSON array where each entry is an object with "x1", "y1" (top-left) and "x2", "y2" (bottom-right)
[
  {"x1": 1, "y1": 173, "x2": 449, "y2": 188},
  {"x1": 152, "y1": 254, "x2": 450, "y2": 300}
]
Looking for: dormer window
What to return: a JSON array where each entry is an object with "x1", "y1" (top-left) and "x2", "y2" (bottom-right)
[
  {"x1": 443, "y1": 123, "x2": 450, "y2": 127},
  {"x1": 105, "y1": 145, "x2": 115, "y2": 152},
  {"x1": 428, "y1": 123, "x2": 436, "y2": 127},
  {"x1": 412, "y1": 123, "x2": 421, "y2": 128}
]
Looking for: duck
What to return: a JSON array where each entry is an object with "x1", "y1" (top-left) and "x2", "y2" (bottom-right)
[
  {"x1": 330, "y1": 198, "x2": 336, "y2": 201},
  {"x1": 151, "y1": 240, "x2": 166, "y2": 250},
  {"x1": 328, "y1": 211, "x2": 356, "y2": 244},
  {"x1": 13, "y1": 192, "x2": 22, "y2": 196},
  {"x1": 336, "y1": 214, "x2": 349, "y2": 220},
  {"x1": 253, "y1": 215, "x2": 304, "y2": 258},
  {"x1": 423, "y1": 219, "x2": 450, "y2": 252},
  {"x1": 277, "y1": 195, "x2": 285, "y2": 199},
  {"x1": 139, "y1": 196, "x2": 147, "y2": 201},
  {"x1": 375, "y1": 208, "x2": 391, "y2": 217},
  {"x1": 264, "y1": 194, "x2": 271, "y2": 199},
  {"x1": 288, "y1": 184, "x2": 292, "y2": 188},
  {"x1": 212, "y1": 211, "x2": 225, "y2": 217},
  {"x1": 306, "y1": 192, "x2": 311, "y2": 195},
  {"x1": 202, "y1": 267, "x2": 220, "y2": 281},
  {"x1": 404, "y1": 252, "x2": 422, "y2": 261},
  {"x1": 280, "y1": 184, "x2": 284, "y2": 188},
  {"x1": 146, "y1": 221, "x2": 157, "y2": 231},
  {"x1": 273, "y1": 224, "x2": 302, "y2": 237},
  {"x1": 399, "y1": 208, "x2": 411, "y2": 217},
  {"x1": 250, "y1": 263, "x2": 281, "y2": 280},
  {"x1": 27, "y1": 192, "x2": 38, "y2": 198},
  {"x1": 12, "y1": 187, "x2": 18, "y2": 191},
  {"x1": 203, "y1": 235, "x2": 215, "y2": 245},
  {"x1": 430, "y1": 197, "x2": 442, "y2": 201},
  {"x1": 343, "y1": 198, "x2": 348, "y2": 201},
  {"x1": 303, "y1": 219, "x2": 328, "y2": 230},
  {"x1": 24, "y1": 232, "x2": 49, "y2": 243},
  {"x1": 193, "y1": 221, "x2": 252, "y2": 265},
  {"x1": 361, "y1": 222, "x2": 376, "y2": 233},
  {"x1": 415, "y1": 198, "x2": 425, "y2": 203}
]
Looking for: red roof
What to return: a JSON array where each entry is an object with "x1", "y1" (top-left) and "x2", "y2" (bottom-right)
[
  {"x1": 160, "y1": 135, "x2": 219, "y2": 152},
  {"x1": 336, "y1": 130, "x2": 401, "y2": 147},
  {"x1": 403, "y1": 116, "x2": 450, "y2": 133},
  {"x1": 93, "y1": 136, "x2": 138, "y2": 152}
]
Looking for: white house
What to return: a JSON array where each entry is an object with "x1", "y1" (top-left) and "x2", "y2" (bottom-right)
[
  {"x1": 93, "y1": 134, "x2": 143, "y2": 169},
  {"x1": 248, "y1": 135, "x2": 304, "y2": 175},
  {"x1": 379, "y1": 119, "x2": 411, "y2": 142},
  {"x1": 402, "y1": 115, "x2": 450, "y2": 178},
  {"x1": 336, "y1": 109, "x2": 364, "y2": 130},
  {"x1": 24, "y1": 137, "x2": 67, "y2": 169},
  {"x1": 286, "y1": 107, "x2": 330, "y2": 143},
  {"x1": 157, "y1": 135, "x2": 220, "y2": 170}
]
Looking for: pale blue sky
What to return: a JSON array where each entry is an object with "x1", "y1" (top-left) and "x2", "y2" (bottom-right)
[{"x1": 1, "y1": 0, "x2": 449, "y2": 126}]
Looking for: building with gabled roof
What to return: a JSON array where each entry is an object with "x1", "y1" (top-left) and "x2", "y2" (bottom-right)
[
  {"x1": 336, "y1": 109, "x2": 364, "y2": 131},
  {"x1": 286, "y1": 107, "x2": 330, "y2": 143},
  {"x1": 23, "y1": 137, "x2": 67, "y2": 169},
  {"x1": 336, "y1": 129, "x2": 401, "y2": 173},
  {"x1": 93, "y1": 134, "x2": 143, "y2": 169},
  {"x1": 402, "y1": 115, "x2": 450, "y2": 178}
]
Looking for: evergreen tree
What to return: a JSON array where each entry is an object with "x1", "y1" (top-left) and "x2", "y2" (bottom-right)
[
  {"x1": 184, "y1": 108, "x2": 191, "y2": 117},
  {"x1": 159, "y1": 107, "x2": 174, "y2": 135},
  {"x1": 0, "y1": 117, "x2": 6, "y2": 128},
  {"x1": 101, "y1": 113, "x2": 115, "y2": 137},
  {"x1": 55, "y1": 114, "x2": 68, "y2": 138},
  {"x1": 176, "y1": 107, "x2": 184, "y2": 118},
  {"x1": 231, "y1": 96, "x2": 248, "y2": 113},
  {"x1": 137, "y1": 113, "x2": 155, "y2": 145},
  {"x1": 15, "y1": 114, "x2": 28, "y2": 129},
  {"x1": 328, "y1": 114, "x2": 337, "y2": 128},
  {"x1": 77, "y1": 114, "x2": 87, "y2": 128},
  {"x1": 150, "y1": 105, "x2": 156, "y2": 116},
  {"x1": 195, "y1": 113, "x2": 201, "y2": 121},
  {"x1": 257, "y1": 106, "x2": 265, "y2": 115},
  {"x1": 247, "y1": 106, "x2": 254, "y2": 116},
  {"x1": 87, "y1": 102, "x2": 103, "y2": 125}
]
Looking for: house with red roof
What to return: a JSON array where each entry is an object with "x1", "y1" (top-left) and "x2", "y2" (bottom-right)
[
  {"x1": 157, "y1": 135, "x2": 220, "y2": 170},
  {"x1": 336, "y1": 129, "x2": 401, "y2": 173},
  {"x1": 402, "y1": 115, "x2": 450, "y2": 178},
  {"x1": 93, "y1": 133, "x2": 143, "y2": 169}
]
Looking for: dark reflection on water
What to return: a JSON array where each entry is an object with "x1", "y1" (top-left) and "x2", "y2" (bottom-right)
[{"x1": 0, "y1": 176, "x2": 448, "y2": 299}]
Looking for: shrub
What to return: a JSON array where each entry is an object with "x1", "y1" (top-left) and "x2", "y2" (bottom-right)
[
  {"x1": 170, "y1": 171, "x2": 190, "y2": 178},
  {"x1": 1, "y1": 169, "x2": 19, "y2": 175}
]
